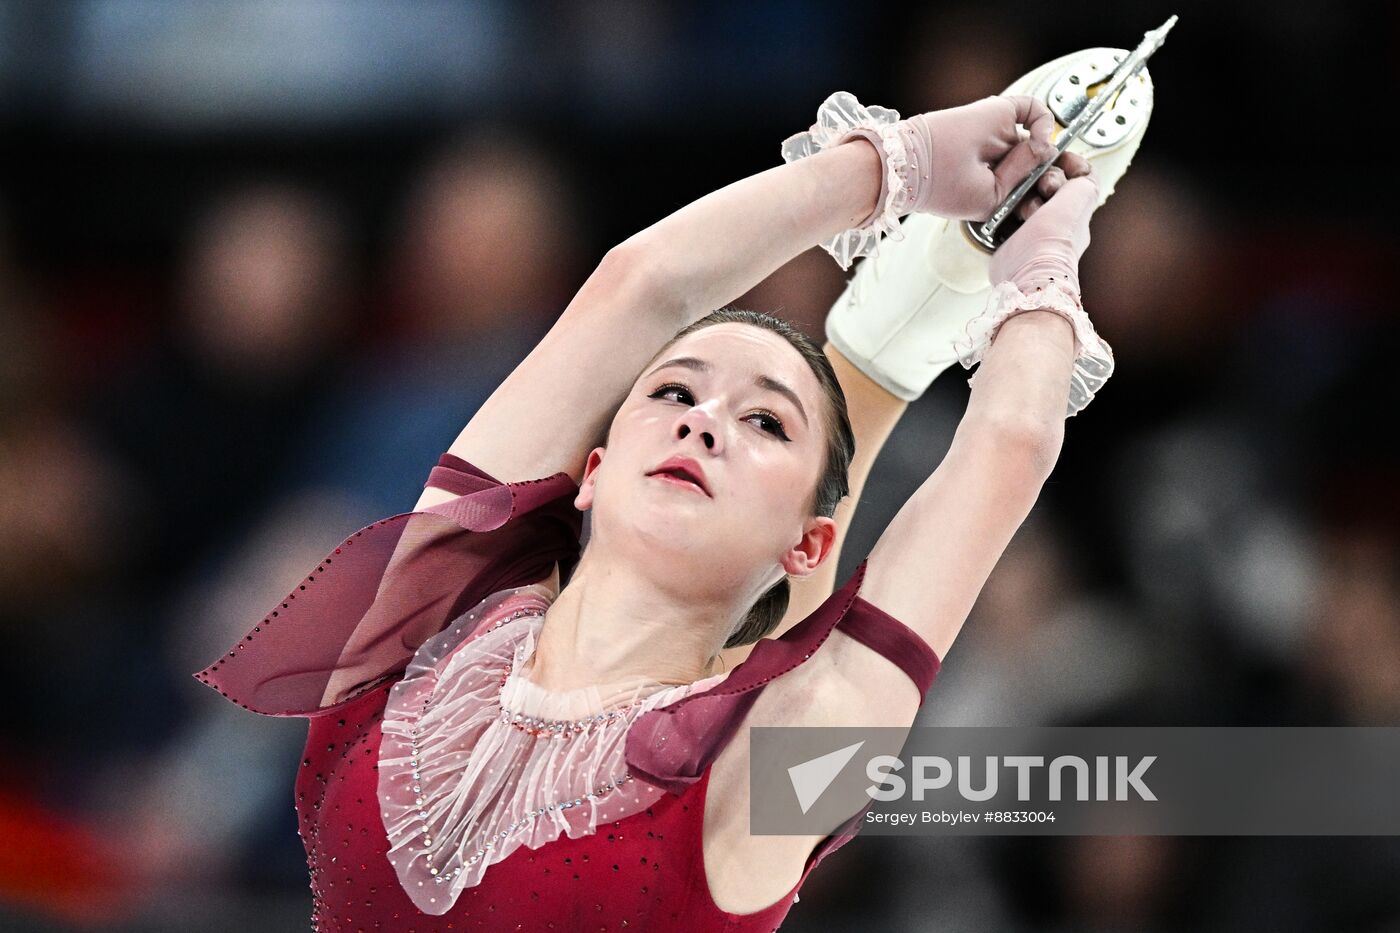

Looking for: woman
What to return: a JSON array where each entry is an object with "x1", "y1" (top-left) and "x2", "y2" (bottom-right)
[{"x1": 197, "y1": 88, "x2": 1111, "y2": 930}]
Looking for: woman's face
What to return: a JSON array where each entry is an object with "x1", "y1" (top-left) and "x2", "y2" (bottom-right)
[{"x1": 576, "y1": 322, "x2": 837, "y2": 597}]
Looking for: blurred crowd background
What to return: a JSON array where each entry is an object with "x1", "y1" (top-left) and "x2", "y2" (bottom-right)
[{"x1": 2, "y1": 1, "x2": 1397, "y2": 930}]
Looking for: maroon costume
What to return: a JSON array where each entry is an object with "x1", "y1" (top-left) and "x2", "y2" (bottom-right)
[{"x1": 196, "y1": 454, "x2": 939, "y2": 930}]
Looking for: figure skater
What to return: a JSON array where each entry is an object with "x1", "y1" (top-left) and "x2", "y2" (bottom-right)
[{"x1": 197, "y1": 45, "x2": 1152, "y2": 931}]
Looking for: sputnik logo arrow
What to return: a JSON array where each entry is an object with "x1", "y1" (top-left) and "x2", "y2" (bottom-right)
[{"x1": 787, "y1": 741, "x2": 866, "y2": 814}]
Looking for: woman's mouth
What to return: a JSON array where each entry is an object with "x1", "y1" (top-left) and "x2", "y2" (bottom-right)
[
  {"x1": 649, "y1": 471, "x2": 710, "y2": 496},
  {"x1": 646, "y1": 457, "x2": 712, "y2": 497}
]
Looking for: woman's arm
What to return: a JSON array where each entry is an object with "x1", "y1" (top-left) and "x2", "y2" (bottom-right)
[
  {"x1": 625, "y1": 142, "x2": 885, "y2": 320},
  {"x1": 857, "y1": 308, "x2": 1074, "y2": 661},
  {"x1": 826, "y1": 168, "x2": 1102, "y2": 667},
  {"x1": 418, "y1": 140, "x2": 882, "y2": 500}
]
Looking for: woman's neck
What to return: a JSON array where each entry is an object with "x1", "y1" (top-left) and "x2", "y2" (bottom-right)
[{"x1": 528, "y1": 549, "x2": 734, "y2": 693}]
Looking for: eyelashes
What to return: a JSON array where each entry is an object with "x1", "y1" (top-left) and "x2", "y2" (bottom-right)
[{"x1": 648, "y1": 382, "x2": 791, "y2": 441}]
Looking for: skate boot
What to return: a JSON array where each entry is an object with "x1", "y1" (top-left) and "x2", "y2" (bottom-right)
[{"x1": 825, "y1": 46, "x2": 1158, "y2": 401}]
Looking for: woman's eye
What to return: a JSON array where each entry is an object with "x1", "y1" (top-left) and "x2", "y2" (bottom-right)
[
  {"x1": 649, "y1": 382, "x2": 693, "y2": 405},
  {"x1": 747, "y1": 411, "x2": 790, "y2": 441}
]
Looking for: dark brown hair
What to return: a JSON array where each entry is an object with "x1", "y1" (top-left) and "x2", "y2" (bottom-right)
[{"x1": 640, "y1": 308, "x2": 856, "y2": 648}]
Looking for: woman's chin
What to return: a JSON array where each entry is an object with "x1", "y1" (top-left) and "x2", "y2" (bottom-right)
[
  {"x1": 592, "y1": 484, "x2": 755, "y2": 561},
  {"x1": 592, "y1": 500, "x2": 769, "y2": 592},
  {"x1": 632, "y1": 511, "x2": 709, "y2": 549},
  {"x1": 617, "y1": 502, "x2": 720, "y2": 555}
]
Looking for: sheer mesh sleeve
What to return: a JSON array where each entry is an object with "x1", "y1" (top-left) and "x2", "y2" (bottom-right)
[{"x1": 192, "y1": 454, "x2": 583, "y2": 718}]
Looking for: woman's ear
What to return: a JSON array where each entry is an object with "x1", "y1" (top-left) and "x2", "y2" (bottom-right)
[
  {"x1": 574, "y1": 447, "x2": 606, "y2": 511},
  {"x1": 781, "y1": 516, "x2": 837, "y2": 578}
]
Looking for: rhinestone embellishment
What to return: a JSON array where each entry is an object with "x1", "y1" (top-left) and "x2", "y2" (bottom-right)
[{"x1": 498, "y1": 701, "x2": 640, "y2": 736}]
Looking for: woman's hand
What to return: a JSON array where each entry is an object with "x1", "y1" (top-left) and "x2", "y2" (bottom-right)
[
  {"x1": 890, "y1": 95, "x2": 1060, "y2": 220},
  {"x1": 951, "y1": 156, "x2": 1114, "y2": 419},
  {"x1": 990, "y1": 157, "x2": 1100, "y2": 298},
  {"x1": 783, "y1": 90, "x2": 1074, "y2": 267}
]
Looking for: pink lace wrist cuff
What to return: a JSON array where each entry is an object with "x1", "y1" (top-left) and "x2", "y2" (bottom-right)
[
  {"x1": 781, "y1": 91, "x2": 915, "y2": 271},
  {"x1": 951, "y1": 280, "x2": 1116, "y2": 417},
  {"x1": 832, "y1": 126, "x2": 890, "y2": 228}
]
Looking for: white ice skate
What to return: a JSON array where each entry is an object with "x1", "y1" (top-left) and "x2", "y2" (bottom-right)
[{"x1": 825, "y1": 45, "x2": 1160, "y2": 401}]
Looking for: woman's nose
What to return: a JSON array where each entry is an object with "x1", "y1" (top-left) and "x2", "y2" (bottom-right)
[{"x1": 673, "y1": 404, "x2": 723, "y2": 453}]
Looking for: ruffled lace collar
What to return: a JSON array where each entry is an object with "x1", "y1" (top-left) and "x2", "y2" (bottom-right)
[{"x1": 377, "y1": 583, "x2": 728, "y2": 915}]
